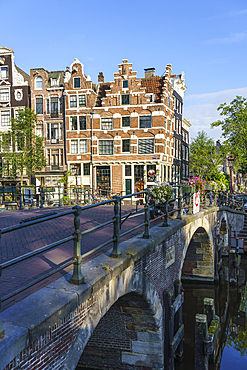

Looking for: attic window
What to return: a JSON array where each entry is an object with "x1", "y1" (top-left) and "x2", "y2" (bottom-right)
[
  {"x1": 123, "y1": 80, "x2": 128, "y2": 89},
  {"x1": 74, "y1": 77, "x2": 81, "y2": 88},
  {"x1": 51, "y1": 78, "x2": 59, "y2": 86}
]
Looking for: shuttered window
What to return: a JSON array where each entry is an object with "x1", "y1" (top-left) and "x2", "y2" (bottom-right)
[{"x1": 138, "y1": 139, "x2": 154, "y2": 154}]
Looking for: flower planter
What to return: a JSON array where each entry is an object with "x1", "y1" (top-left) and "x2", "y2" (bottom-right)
[
  {"x1": 205, "y1": 185, "x2": 212, "y2": 191},
  {"x1": 182, "y1": 186, "x2": 195, "y2": 194}
]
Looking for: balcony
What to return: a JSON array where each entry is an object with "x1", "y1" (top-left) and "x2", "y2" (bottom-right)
[{"x1": 51, "y1": 165, "x2": 60, "y2": 170}]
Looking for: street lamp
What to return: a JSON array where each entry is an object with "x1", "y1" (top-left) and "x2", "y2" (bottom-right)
[
  {"x1": 90, "y1": 109, "x2": 94, "y2": 196},
  {"x1": 228, "y1": 155, "x2": 235, "y2": 198}
]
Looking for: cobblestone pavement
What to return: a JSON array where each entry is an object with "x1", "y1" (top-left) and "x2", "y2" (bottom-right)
[{"x1": 0, "y1": 205, "x2": 161, "y2": 311}]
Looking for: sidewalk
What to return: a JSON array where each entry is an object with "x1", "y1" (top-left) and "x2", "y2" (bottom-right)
[{"x1": 0, "y1": 205, "x2": 147, "y2": 311}]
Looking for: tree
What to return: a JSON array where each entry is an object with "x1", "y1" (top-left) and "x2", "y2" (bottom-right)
[
  {"x1": 0, "y1": 108, "x2": 47, "y2": 185},
  {"x1": 211, "y1": 96, "x2": 247, "y2": 174},
  {"x1": 189, "y1": 131, "x2": 223, "y2": 181}
]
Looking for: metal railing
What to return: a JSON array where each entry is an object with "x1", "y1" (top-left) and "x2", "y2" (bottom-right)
[{"x1": 0, "y1": 186, "x2": 244, "y2": 339}]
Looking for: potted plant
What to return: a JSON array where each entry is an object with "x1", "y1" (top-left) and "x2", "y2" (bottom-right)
[
  {"x1": 205, "y1": 183, "x2": 213, "y2": 191},
  {"x1": 187, "y1": 177, "x2": 206, "y2": 193},
  {"x1": 182, "y1": 185, "x2": 196, "y2": 193},
  {"x1": 150, "y1": 182, "x2": 174, "y2": 203}
]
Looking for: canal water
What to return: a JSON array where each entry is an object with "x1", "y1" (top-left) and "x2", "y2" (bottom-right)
[{"x1": 176, "y1": 255, "x2": 247, "y2": 370}]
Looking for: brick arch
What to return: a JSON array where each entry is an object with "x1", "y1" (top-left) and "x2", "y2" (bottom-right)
[
  {"x1": 77, "y1": 292, "x2": 163, "y2": 369},
  {"x1": 178, "y1": 214, "x2": 215, "y2": 281},
  {"x1": 62, "y1": 269, "x2": 163, "y2": 370},
  {"x1": 181, "y1": 226, "x2": 214, "y2": 282}
]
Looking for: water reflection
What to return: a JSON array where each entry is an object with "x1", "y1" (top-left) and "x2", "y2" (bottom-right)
[{"x1": 176, "y1": 256, "x2": 247, "y2": 369}]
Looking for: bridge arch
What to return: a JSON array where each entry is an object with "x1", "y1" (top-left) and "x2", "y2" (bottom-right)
[
  {"x1": 179, "y1": 215, "x2": 215, "y2": 282},
  {"x1": 62, "y1": 268, "x2": 163, "y2": 370}
]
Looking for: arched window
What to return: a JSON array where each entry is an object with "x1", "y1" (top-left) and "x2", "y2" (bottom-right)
[{"x1": 35, "y1": 76, "x2": 43, "y2": 90}]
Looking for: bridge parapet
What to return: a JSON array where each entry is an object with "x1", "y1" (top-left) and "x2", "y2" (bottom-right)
[{"x1": 0, "y1": 206, "x2": 245, "y2": 370}]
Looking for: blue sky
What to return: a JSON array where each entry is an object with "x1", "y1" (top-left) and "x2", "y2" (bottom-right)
[{"x1": 2, "y1": 0, "x2": 247, "y2": 141}]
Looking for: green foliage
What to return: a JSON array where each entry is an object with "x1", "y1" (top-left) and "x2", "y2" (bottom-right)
[
  {"x1": 150, "y1": 182, "x2": 174, "y2": 203},
  {"x1": 189, "y1": 131, "x2": 223, "y2": 181},
  {"x1": 211, "y1": 96, "x2": 247, "y2": 174},
  {"x1": 58, "y1": 170, "x2": 71, "y2": 185},
  {"x1": 0, "y1": 108, "x2": 47, "y2": 184},
  {"x1": 62, "y1": 196, "x2": 71, "y2": 205}
]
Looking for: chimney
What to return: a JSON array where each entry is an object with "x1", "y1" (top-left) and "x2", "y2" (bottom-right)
[
  {"x1": 98, "y1": 72, "x2": 104, "y2": 83},
  {"x1": 144, "y1": 68, "x2": 155, "y2": 79}
]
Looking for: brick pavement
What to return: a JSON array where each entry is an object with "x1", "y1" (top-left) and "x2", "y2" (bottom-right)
[{"x1": 0, "y1": 204, "x2": 158, "y2": 311}]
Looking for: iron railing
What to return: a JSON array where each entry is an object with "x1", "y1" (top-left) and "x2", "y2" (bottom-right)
[{"x1": 0, "y1": 186, "x2": 245, "y2": 339}]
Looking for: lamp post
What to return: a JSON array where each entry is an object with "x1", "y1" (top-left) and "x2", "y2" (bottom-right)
[
  {"x1": 90, "y1": 109, "x2": 94, "y2": 196},
  {"x1": 228, "y1": 155, "x2": 235, "y2": 201}
]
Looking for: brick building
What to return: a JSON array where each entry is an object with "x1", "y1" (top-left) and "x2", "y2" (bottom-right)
[
  {"x1": 171, "y1": 72, "x2": 188, "y2": 183},
  {"x1": 66, "y1": 59, "x2": 178, "y2": 196},
  {"x1": 0, "y1": 47, "x2": 30, "y2": 185},
  {"x1": 30, "y1": 67, "x2": 67, "y2": 187}
]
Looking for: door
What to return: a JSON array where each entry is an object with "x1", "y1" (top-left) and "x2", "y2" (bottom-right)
[{"x1": 125, "y1": 179, "x2": 132, "y2": 195}]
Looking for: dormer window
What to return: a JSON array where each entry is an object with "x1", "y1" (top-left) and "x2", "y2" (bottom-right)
[
  {"x1": 73, "y1": 77, "x2": 81, "y2": 88},
  {"x1": 123, "y1": 80, "x2": 128, "y2": 89},
  {"x1": 51, "y1": 78, "x2": 59, "y2": 86},
  {"x1": 35, "y1": 77, "x2": 43, "y2": 90}
]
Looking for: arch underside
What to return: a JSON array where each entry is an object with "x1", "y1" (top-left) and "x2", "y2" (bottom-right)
[
  {"x1": 77, "y1": 292, "x2": 163, "y2": 369},
  {"x1": 182, "y1": 227, "x2": 214, "y2": 282}
]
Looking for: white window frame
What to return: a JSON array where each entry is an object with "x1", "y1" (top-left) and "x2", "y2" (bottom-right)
[
  {"x1": 138, "y1": 138, "x2": 154, "y2": 154},
  {"x1": 70, "y1": 95, "x2": 77, "y2": 108},
  {"x1": 35, "y1": 76, "x2": 43, "y2": 90},
  {"x1": 79, "y1": 139, "x2": 87, "y2": 154},
  {"x1": 0, "y1": 66, "x2": 8, "y2": 79},
  {"x1": 73, "y1": 77, "x2": 81, "y2": 89},
  {"x1": 0, "y1": 88, "x2": 10, "y2": 102},
  {"x1": 101, "y1": 117, "x2": 113, "y2": 131},
  {"x1": 1, "y1": 110, "x2": 11, "y2": 126}
]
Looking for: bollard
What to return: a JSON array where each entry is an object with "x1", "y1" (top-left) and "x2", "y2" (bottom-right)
[
  {"x1": 143, "y1": 189, "x2": 151, "y2": 239},
  {"x1": 70, "y1": 206, "x2": 84, "y2": 284},
  {"x1": 195, "y1": 314, "x2": 209, "y2": 370},
  {"x1": 111, "y1": 196, "x2": 121, "y2": 257}
]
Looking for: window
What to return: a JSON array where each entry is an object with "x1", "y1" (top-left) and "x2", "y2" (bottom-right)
[
  {"x1": 36, "y1": 97, "x2": 43, "y2": 114},
  {"x1": 139, "y1": 115, "x2": 152, "y2": 129},
  {"x1": 70, "y1": 95, "x2": 77, "y2": 108},
  {"x1": 51, "y1": 78, "x2": 59, "y2": 86},
  {"x1": 79, "y1": 94, "x2": 86, "y2": 107},
  {"x1": 123, "y1": 80, "x2": 128, "y2": 88},
  {"x1": 122, "y1": 116, "x2": 131, "y2": 127},
  {"x1": 121, "y1": 94, "x2": 130, "y2": 105},
  {"x1": 74, "y1": 77, "x2": 81, "y2": 88},
  {"x1": 51, "y1": 97, "x2": 58, "y2": 117},
  {"x1": 1, "y1": 111, "x2": 11, "y2": 126},
  {"x1": 169, "y1": 120, "x2": 172, "y2": 131},
  {"x1": 125, "y1": 165, "x2": 131, "y2": 176},
  {"x1": 71, "y1": 140, "x2": 78, "y2": 154},
  {"x1": 83, "y1": 163, "x2": 90, "y2": 176},
  {"x1": 71, "y1": 116, "x2": 77, "y2": 130},
  {"x1": 79, "y1": 116, "x2": 86, "y2": 130},
  {"x1": 36, "y1": 124, "x2": 43, "y2": 137},
  {"x1": 101, "y1": 117, "x2": 113, "y2": 130},
  {"x1": 35, "y1": 77, "x2": 43, "y2": 90},
  {"x1": 51, "y1": 123, "x2": 59, "y2": 140},
  {"x1": 60, "y1": 97, "x2": 63, "y2": 113},
  {"x1": 99, "y1": 140, "x2": 114, "y2": 155},
  {"x1": 122, "y1": 139, "x2": 130, "y2": 153},
  {"x1": 138, "y1": 139, "x2": 154, "y2": 154},
  {"x1": 46, "y1": 99, "x2": 49, "y2": 114},
  {"x1": 0, "y1": 89, "x2": 9, "y2": 101},
  {"x1": 0, "y1": 67, "x2": 8, "y2": 79},
  {"x1": 80, "y1": 139, "x2": 87, "y2": 154}
]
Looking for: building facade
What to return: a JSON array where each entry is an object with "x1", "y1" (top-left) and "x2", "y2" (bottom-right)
[
  {"x1": 30, "y1": 67, "x2": 67, "y2": 187},
  {"x1": 0, "y1": 47, "x2": 30, "y2": 185},
  {"x1": 171, "y1": 73, "x2": 188, "y2": 183},
  {"x1": 65, "y1": 59, "x2": 177, "y2": 196}
]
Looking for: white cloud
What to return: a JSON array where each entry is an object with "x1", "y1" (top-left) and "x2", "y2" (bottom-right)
[
  {"x1": 206, "y1": 32, "x2": 247, "y2": 45},
  {"x1": 184, "y1": 87, "x2": 247, "y2": 141}
]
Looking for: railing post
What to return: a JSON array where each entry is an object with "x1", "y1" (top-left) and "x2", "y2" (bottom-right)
[
  {"x1": 162, "y1": 201, "x2": 169, "y2": 227},
  {"x1": 143, "y1": 189, "x2": 151, "y2": 239},
  {"x1": 19, "y1": 185, "x2": 23, "y2": 210},
  {"x1": 70, "y1": 205, "x2": 84, "y2": 284},
  {"x1": 0, "y1": 265, "x2": 5, "y2": 339},
  {"x1": 111, "y1": 195, "x2": 121, "y2": 257},
  {"x1": 188, "y1": 193, "x2": 193, "y2": 215},
  {"x1": 40, "y1": 186, "x2": 43, "y2": 208},
  {"x1": 58, "y1": 185, "x2": 61, "y2": 207},
  {"x1": 177, "y1": 185, "x2": 182, "y2": 220}
]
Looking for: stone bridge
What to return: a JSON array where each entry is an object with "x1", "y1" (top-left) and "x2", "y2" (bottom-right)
[{"x1": 0, "y1": 206, "x2": 245, "y2": 370}]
